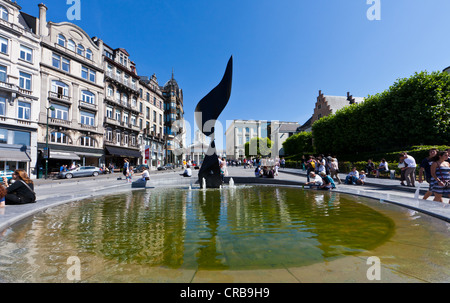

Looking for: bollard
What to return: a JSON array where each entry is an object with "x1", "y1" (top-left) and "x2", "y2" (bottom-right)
[{"x1": 390, "y1": 170, "x2": 395, "y2": 180}]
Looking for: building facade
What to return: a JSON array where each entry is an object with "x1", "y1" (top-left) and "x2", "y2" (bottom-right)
[
  {"x1": 139, "y1": 74, "x2": 165, "y2": 170},
  {"x1": 97, "y1": 40, "x2": 142, "y2": 168},
  {"x1": 311, "y1": 90, "x2": 364, "y2": 125},
  {"x1": 0, "y1": 0, "x2": 41, "y2": 178},
  {"x1": 37, "y1": 4, "x2": 105, "y2": 175},
  {"x1": 162, "y1": 72, "x2": 185, "y2": 166},
  {"x1": 226, "y1": 120, "x2": 299, "y2": 160}
]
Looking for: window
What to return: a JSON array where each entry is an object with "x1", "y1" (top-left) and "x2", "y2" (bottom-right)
[
  {"x1": 131, "y1": 96, "x2": 137, "y2": 108},
  {"x1": 77, "y1": 44, "x2": 84, "y2": 56},
  {"x1": 131, "y1": 115, "x2": 136, "y2": 126},
  {"x1": 159, "y1": 114, "x2": 162, "y2": 125},
  {"x1": 0, "y1": 36, "x2": 8, "y2": 54},
  {"x1": 153, "y1": 111, "x2": 157, "y2": 123},
  {"x1": 13, "y1": 130, "x2": 30, "y2": 146},
  {"x1": 146, "y1": 92, "x2": 150, "y2": 102},
  {"x1": 86, "y1": 49, "x2": 93, "y2": 60},
  {"x1": 106, "y1": 107, "x2": 113, "y2": 119},
  {"x1": 58, "y1": 34, "x2": 66, "y2": 47},
  {"x1": 131, "y1": 136, "x2": 136, "y2": 146},
  {"x1": 0, "y1": 96, "x2": 5, "y2": 116},
  {"x1": 80, "y1": 136, "x2": 95, "y2": 147},
  {"x1": 20, "y1": 45, "x2": 33, "y2": 62},
  {"x1": 51, "y1": 80, "x2": 69, "y2": 96},
  {"x1": 82, "y1": 66, "x2": 96, "y2": 82},
  {"x1": 50, "y1": 103, "x2": 69, "y2": 120},
  {"x1": 115, "y1": 110, "x2": 121, "y2": 121},
  {"x1": 19, "y1": 72, "x2": 31, "y2": 90},
  {"x1": 50, "y1": 132, "x2": 68, "y2": 144},
  {"x1": 146, "y1": 107, "x2": 150, "y2": 119},
  {"x1": 89, "y1": 70, "x2": 96, "y2": 82},
  {"x1": 115, "y1": 91, "x2": 120, "y2": 102},
  {"x1": 68, "y1": 40, "x2": 76, "y2": 52},
  {"x1": 106, "y1": 129, "x2": 113, "y2": 141},
  {"x1": 81, "y1": 66, "x2": 88, "y2": 80},
  {"x1": 18, "y1": 102, "x2": 31, "y2": 120},
  {"x1": 81, "y1": 91, "x2": 95, "y2": 104},
  {"x1": 0, "y1": 6, "x2": 8, "y2": 21},
  {"x1": 52, "y1": 53, "x2": 70, "y2": 72},
  {"x1": 123, "y1": 113, "x2": 129, "y2": 125},
  {"x1": 107, "y1": 85, "x2": 114, "y2": 98},
  {"x1": 123, "y1": 133, "x2": 129, "y2": 145},
  {"x1": 105, "y1": 51, "x2": 113, "y2": 59},
  {"x1": 0, "y1": 65, "x2": 6, "y2": 82},
  {"x1": 116, "y1": 132, "x2": 121, "y2": 144},
  {"x1": 80, "y1": 111, "x2": 95, "y2": 126}
]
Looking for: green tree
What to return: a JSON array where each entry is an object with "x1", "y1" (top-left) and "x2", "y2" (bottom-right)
[
  {"x1": 282, "y1": 132, "x2": 313, "y2": 156},
  {"x1": 245, "y1": 137, "x2": 273, "y2": 158}
]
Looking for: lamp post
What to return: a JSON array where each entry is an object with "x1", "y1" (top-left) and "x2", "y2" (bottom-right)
[{"x1": 45, "y1": 105, "x2": 55, "y2": 179}]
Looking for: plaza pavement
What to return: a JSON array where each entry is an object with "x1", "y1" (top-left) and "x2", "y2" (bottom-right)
[{"x1": 0, "y1": 166, "x2": 449, "y2": 283}]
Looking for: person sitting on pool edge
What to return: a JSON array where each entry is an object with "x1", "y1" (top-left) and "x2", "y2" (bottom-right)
[
  {"x1": 2, "y1": 170, "x2": 36, "y2": 205},
  {"x1": 304, "y1": 172, "x2": 323, "y2": 188},
  {"x1": 319, "y1": 171, "x2": 336, "y2": 190}
]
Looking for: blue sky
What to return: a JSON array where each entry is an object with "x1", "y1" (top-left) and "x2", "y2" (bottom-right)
[{"x1": 19, "y1": 0, "x2": 450, "y2": 136}]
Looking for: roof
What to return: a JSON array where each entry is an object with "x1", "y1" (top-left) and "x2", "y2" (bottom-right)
[
  {"x1": 279, "y1": 123, "x2": 300, "y2": 133},
  {"x1": 323, "y1": 95, "x2": 364, "y2": 114}
]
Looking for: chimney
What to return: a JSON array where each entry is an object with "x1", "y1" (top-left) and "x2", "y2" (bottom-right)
[{"x1": 38, "y1": 3, "x2": 48, "y2": 37}]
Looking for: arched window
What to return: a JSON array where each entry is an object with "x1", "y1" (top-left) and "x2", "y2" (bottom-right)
[
  {"x1": 51, "y1": 80, "x2": 69, "y2": 96},
  {"x1": 77, "y1": 44, "x2": 84, "y2": 56},
  {"x1": 80, "y1": 136, "x2": 96, "y2": 147},
  {"x1": 50, "y1": 132, "x2": 70, "y2": 144},
  {"x1": 68, "y1": 39, "x2": 76, "y2": 52},
  {"x1": 81, "y1": 90, "x2": 95, "y2": 104},
  {"x1": 86, "y1": 49, "x2": 93, "y2": 60},
  {"x1": 58, "y1": 34, "x2": 66, "y2": 47},
  {"x1": 0, "y1": 6, "x2": 8, "y2": 21}
]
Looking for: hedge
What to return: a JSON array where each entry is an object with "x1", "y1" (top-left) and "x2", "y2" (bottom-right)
[{"x1": 312, "y1": 71, "x2": 450, "y2": 155}]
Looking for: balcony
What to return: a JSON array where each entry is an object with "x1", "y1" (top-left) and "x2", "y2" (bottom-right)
[
  {"x1": 49, "y1": 91, "x2": 71, "y2": 104},
  {"x1": 105, "y1": 71, "x2": 138, "y2": 92},
  {"x1": 79, "y1": 123, "x2": 97, "y2": 132},
  {"x1": 48, "y1": 117, "x2": 71, "y2": 127},
  {"x1": 0, "y1": 81, "x2": 14, "y2": 91},
  {"x1": 79, "y1": 100, "x2": 98, "y2": 111},
  {"x1": 104, "y1": 116, "x2": 121, "y2": 127}
]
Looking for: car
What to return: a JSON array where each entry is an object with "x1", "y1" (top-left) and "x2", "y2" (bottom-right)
[
  {"x1": 0, "y1": 170, "x2": 14, "y2": 182},
  {"x1": 157, "y1": 164, "x2": 174, "y2": 171},
  {"x1": 133, "y1": 164, "x2": 149, "y2": 173},
  {"x1": 59, "y1": 166, "x2": 102, "y2": 179}
]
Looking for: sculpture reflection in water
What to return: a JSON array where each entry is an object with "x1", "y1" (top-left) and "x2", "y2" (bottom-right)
[{"x1": 195, "y1": 56, "x2": 233, "y2": 188}]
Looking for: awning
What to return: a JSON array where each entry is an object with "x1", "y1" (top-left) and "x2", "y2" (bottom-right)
[
  {"x1": 106, "y1": 146, "x2": 142, "y2": 158},
  {"x1": 75, "y1": 152, "x2": 104, "y2": 158},
  {"x1": 50, "y1": 150, "x2": 81, "y2": 160},
  {"x1": 0, "y1": 150, "x2": 31, "y2": 162}
]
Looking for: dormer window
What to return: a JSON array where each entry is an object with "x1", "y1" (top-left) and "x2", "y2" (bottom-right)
[
  {"x1": 0, "y1": 6, "x2": 8, "y2": 21},
  {"x1": 119, "y1": 53, "x2": 128, "y2": 67},
  {"x1": 77, "y1": 44, "x2": 85, "y2": 56},
  {"x1": 58, "y1": 34, "x2": 66, "y2": 47},
  {"x1": 68, "y1": 40, "x2": 76, "y2": 52},
  {"x1": 86, "y1": 49, "x2": 93, "y2": 60}
]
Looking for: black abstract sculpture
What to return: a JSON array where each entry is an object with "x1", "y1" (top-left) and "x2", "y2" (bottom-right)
[{"x1": 195, "y1": 56, "x2": 233, "y2": 188}]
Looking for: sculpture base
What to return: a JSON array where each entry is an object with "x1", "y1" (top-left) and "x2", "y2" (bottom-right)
[{"x1": 198, "y1": 153, "x2": 223, "y2": 189}]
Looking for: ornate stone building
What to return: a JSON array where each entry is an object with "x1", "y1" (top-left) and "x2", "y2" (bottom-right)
[
  {"x1": 138, "y1": 74, "x2": 165, "y2": 170},
  {"x1": 37, "y1": 4, "x2": 105, "y2": 174},
  {"x1": 162, "y1": 72, "x2": 185, "y2": 166},
  {"x1": 0, "y1": 0, "x2": 41, "y2": 178},
  {"x1": 95, "y1": 40, "x2": 142, "y2": 168}
]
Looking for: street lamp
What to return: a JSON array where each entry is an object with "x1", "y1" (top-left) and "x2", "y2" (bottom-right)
[{"x1": 45, "y1": 105, "x2": 55, "y2": 179}]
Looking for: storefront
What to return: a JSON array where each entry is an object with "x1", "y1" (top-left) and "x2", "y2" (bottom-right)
[
  {"x1": 0, "y1": 145, "x2": 32, "y2": 177},
  {"x1": 37, "y1": 144, "x2": 105, "y2": 176},
  {"x1": 105, "y1": 146, "x2": 142, "y2": 169}
]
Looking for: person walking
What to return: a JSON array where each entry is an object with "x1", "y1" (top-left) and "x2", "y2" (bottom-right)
[
  {"x1": 429, "y1": 150, "x2": 450, "y2": 203},
  {"x1": 330, "y1": 158, "x2": 342, "y2": 184},
  {"x1": 418, "y1": 148, "x2": 438, "y2": 200},
  {"x1": 402, "y1": 152, "x2": 417, "y2": 187}
]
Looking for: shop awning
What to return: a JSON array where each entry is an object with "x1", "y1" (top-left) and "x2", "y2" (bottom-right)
[
  {"x1": 50, "y1": 150, "x2": 81, "y2": 160},
  {"x1": 105, "y1": 146, "x2": 142, "y2": 158},
  {"x1": 0, "y1": 150, "x2": 31, "y2": 162},
  {"x1": 75, "y1": 152, "x2": 104, "y2": 158}
]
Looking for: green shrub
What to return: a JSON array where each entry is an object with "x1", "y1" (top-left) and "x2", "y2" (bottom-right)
[{"x1": 312, "y1": 71, "x2": 450, "y2": 155}]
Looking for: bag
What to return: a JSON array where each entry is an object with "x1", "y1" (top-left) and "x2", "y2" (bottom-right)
[
  {"x1": 19, "y1": 180, "x2": 36, "y2": 203},
  {"x1": 437, "y1": 167, "x2": 450, "y2": 189}
]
